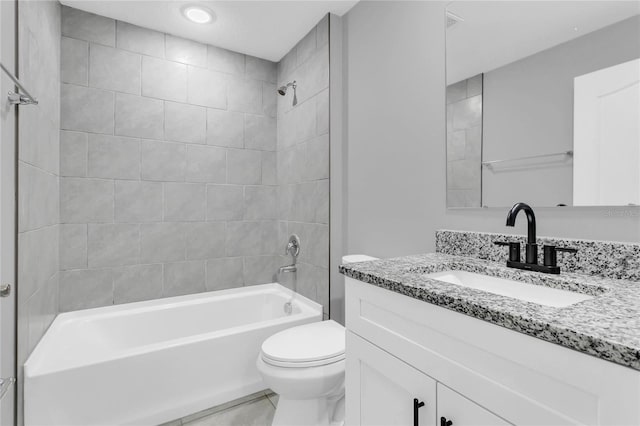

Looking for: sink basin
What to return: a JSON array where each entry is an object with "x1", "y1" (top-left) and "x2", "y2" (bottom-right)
[{"x1": 425, "y1": 270, "x2": 593, "y2": 308}]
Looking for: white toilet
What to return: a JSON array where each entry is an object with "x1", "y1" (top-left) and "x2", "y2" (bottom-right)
[{"x1": 257, "y1": 255, "x2": 378, "y2": 426}]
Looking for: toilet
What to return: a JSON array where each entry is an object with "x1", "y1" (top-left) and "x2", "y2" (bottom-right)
[{"x1": 257, "y1": 255, "x2": 378, "y2": 426}]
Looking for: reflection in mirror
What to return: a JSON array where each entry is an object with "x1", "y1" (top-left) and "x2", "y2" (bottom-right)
[{"x1": 445, "y1": 1, "x2": 640, "y2": 208}]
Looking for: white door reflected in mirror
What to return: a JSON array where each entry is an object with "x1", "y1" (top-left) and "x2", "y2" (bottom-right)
[{"x1": 573, "y1": 58, "x2": 640, "y2": 206}]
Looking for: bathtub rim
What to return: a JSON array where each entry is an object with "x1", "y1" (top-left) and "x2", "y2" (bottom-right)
[{"x1": 25, "y1": 283, "x2": 322, "y2": 377}]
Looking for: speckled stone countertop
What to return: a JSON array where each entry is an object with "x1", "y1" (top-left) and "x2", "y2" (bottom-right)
[{"x1": 339, "y1": 253, "x2": 640, "y2": 371}]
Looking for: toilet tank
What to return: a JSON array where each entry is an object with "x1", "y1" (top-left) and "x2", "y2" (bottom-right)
[{"x1": 342, "y1": 255, "x2": 378, "y2": 264}]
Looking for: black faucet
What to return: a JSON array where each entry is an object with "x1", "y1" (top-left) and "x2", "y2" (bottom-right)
[
  {"x1": 495, "y1": 202, "x2": 577, "y2": 274},
  {"x1": 506, "y1": 202, "x2": 538, "y2": 264}
]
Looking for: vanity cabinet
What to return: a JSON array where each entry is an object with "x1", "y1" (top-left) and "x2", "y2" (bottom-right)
[
  {"x1": 345, "y1": 277, "x2": 640, "y2": 426},
  {"x1": 347, "y1": 331, "x2": 509, "y2": 426},
  {"x1": 437, "y1": 383, "x2": 511, "y2": 426},
  {"x1": 346, "y1": 331, "x2": 437, "y2": 426}
]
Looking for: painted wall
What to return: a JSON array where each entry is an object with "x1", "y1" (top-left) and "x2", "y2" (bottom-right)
[
  {"x1": 16, "y1": 0, "x2": 61, "y2": 422},
  {"x1": 482, "y1": 15, "x2": 640, "y2": 207},
  {"x1": 58, "y1": 6, "x2": 280, "y2": 311},
  {"x1": 276, "y1": 16, "x2": 330, "y2": 315},
  {"x1": 344, "y1": 1, "x2": 447, "y2": 259},
  {"x1": 343, "y1": 1, "x2": 639, "y2": 268}
]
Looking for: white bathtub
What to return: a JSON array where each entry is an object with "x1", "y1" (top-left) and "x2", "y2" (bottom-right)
[{"x1": 24, "y1": 283, "x2": 322, "y2": 426}]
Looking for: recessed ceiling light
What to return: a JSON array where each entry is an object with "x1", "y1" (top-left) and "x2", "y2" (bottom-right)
[{"x1": 182, "y1": 5, "x2": 215, "y2": 24}]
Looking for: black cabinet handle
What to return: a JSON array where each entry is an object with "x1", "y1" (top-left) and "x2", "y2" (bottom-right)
[
  {"x1": 441, "y1": 416, "x2": 453, "y2": 426},
  {"x1": 413, "y1": 398, "x2": 425, "y2": 426}
]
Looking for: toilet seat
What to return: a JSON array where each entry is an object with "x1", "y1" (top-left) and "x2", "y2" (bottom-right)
[{"x1": 261, "y1": 320, "x2": 345, "y2": 368}]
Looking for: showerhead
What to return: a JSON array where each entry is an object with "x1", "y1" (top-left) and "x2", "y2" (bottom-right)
[{"x1": 277, "y1": 81, "x2": 298, "y2": 106}]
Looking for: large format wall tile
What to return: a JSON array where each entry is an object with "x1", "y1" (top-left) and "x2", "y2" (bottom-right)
[
  {"x1": 185, "y1": 222, "x2": 226, "y2": 260},
  {"x1": 275, "y1": 16, "x2": 330, "y2": 314},
  {"x1": 115, "y1": 93, "x2": 164, "y2": 139},
  {"x1": 61, "y1": 36, "x2": 88, "y2": 85},
  {"x1": 57, "y1": 7, "x2": 329, "y2": 314},
  {"x1": 59, "y1": 224, "x2": 87, "y2": 270},
  {"x1": 116, "y1": 21, "x2": 164, "y2": 57},
  {"x1": 60, "y1": 131, "x2": 87, "y2": 177},
  {"x1": 87, "y1": 134, "x2": 140, "y2": 179},
  {"x1": 165, "y1": 102, "x2": 206, "y2": 144},
  {"x1": 141, "y1": 140, "x2": 186, "y2": 182},
  {"x1": 140, "y1": 223, "x2": 186, "y2": 263},
  {"x1": 89, "y1": 44, "x2": 141, "y2": 94},
  {"x1": 87, "y1": 224, "x2": 140, "y2": 268},
  {"x1": 228, "y1": 76, "x2": 262, "y2": 114},
  {"x1": 207, "y1": 45, "x2": 245, "y2": 74},
  {"x1": 114, "y1": 180, "x2": 163, "y2": 222},
  {"x1": 227, "y1": 149, "x2": 261, "y2": 184},
  {"x1": 19, "y1": 164, "x2": 59, "y2": 232},
  {"x1": 61, "y1": 6, "x2": 114, "y2": 46},
  {"x1": 59, "y1": 269, "x2": 113, "y2": 311},
  {"x1": 164, "y1": 183, "x2": 206, "y2": 221},
  {"x1": 19, "y1": 2, "x2": 61, "y2": 396},
  {"x1": 185, "y1": 145, "x2": 226, "y2": 183},
  {"x1": 164, "y1": 260, "x2": 206, "y2": 297},
  {"x1": 245, "y1": 115, "x2": 276, "y2": 151},
  {"x1": 206, "y1": 185, "x2": 244, "y2": 221},
  {"x1": 246, "y1": 56, "x2": 277, "y2": 83},
  {"x1": 142, "y1": 57, "x2": 188, "y2": 103},
  {"x1": 60, "y1": 178, "x2": 113, "y2": 223},
  {"x1": 207, "y1": 109, "x2": 244, "y2": 148},
  {"x1": 206, "y1": 258, "x2": 244, "y2": 290},
  {"x1": 61, "y1": 84, "x2": 114, "y2": 133},
  {"x1": 113, "y1": 264, "x2": 163, "y2": 304},
  {"x1": 187, "y1": 66, "x2": 227, "y2": 109},
  {"x1": 166, "y1": 35, "x2": 207, "y2": 67}
]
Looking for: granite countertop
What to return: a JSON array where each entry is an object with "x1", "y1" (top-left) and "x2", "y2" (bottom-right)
[{"x1": 339, "y1": 253, "x2": 640, "y2": 371}]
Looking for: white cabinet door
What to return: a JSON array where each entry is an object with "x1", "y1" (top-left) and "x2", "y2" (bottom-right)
[
  {"x1": 437, "y1": 383, "x2": 511, "y2": 426},
  {"x1": 346, "y1": 331, "x2": 437, "y2": 426}
]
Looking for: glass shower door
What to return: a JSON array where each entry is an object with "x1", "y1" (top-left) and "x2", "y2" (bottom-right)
[{"x1": 0, "y1": 0, "x2": 17, "y2": 424}]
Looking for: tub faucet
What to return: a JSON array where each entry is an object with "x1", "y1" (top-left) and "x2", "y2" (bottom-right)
[{"x1": 278, "y1": 234, "x2": 301, "y2": 275}]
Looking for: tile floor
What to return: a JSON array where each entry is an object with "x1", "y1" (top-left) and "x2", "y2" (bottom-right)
[{"x1": 162, "y1": 390, "x2": 279, "y2": 426}]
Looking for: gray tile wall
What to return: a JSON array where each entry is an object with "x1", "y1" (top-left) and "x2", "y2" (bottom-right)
[
  {"x1": 276, "y1": 16, "x2": 330, "y2": 314},
  {"x1": 446, "y1": 74, "x2": 482, "y2": 208},
  {"x1": 17, "y1": 1, "x2": 61, "y2": 422},
  {"x1": 59, "y1": 6, "x2": 283, "y2": 311}
]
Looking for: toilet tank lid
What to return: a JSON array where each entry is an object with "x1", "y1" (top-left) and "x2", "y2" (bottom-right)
[{"x1": 342, "y1": 254, "x2": 378, "y2": 264}]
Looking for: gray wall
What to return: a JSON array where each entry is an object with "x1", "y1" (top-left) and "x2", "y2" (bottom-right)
[
  {"x1": 342, "y1": 0, "x2": 638, "y2": 268},
  {"x1": 59, "y1": 6, "x2": 281, "y2": 311},
  {"x1": 482, "y1": 15, "x2": 640, "y2": 207},
  {"x1": 344, "y1": 1, "x2": 446, "y2": 259},
  {"x1": 276, "y1": 16, "x2": 330, "y2": 315},
  {"x1": 16, "y1": 0, "x2": 61, "y2": 423}
]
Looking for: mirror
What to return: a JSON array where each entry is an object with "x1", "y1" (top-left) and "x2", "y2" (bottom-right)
[{"x1": 445, "y1": 1, "x2": 640, "y2": 208}]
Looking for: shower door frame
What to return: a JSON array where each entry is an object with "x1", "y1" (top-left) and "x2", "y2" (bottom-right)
[{"x1": 0, "y1": 0, "x2": 18, "y2": 424}]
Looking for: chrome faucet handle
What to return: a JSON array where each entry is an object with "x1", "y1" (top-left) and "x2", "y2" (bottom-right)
[{"x1": 285, "y1": 234, "x2": 301, "y2": 258}]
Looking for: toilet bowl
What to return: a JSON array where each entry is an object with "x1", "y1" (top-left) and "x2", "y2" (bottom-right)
[{"x1": 257, "y1": 254, "x2": 378, "y2": 426}]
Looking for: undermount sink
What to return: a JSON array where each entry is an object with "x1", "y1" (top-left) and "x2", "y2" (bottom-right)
[{"x1": 425, "y1": 270, "x2": 593, "y2": 308}]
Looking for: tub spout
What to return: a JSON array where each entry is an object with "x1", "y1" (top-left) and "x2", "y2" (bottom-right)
[{"x1": 278, "y1": 264, "x2": 297, "y2": 274}]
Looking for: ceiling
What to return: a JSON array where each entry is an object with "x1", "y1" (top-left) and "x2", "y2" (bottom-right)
[
  {"x1": 446, "y1": 1, "x2": 640, "y2": 84},
  {"x1": 60, "y1": 0, "x2": 359, "y2": 62}
]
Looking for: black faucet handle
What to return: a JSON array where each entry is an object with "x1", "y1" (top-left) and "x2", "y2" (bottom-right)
[
  {"x1": 557, "y1": 247, "x2": 578, "y2": 254},
  {"x1": 543, "y1": 245, "x2": 578, "y2": 267},
  {"x1": 494, "y1": 241, "x2": 521, "y2": 262}
]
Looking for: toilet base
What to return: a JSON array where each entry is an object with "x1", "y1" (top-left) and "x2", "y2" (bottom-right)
[{"x1": 272, "y1": 395, "x2": 345, "y2": 426}]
